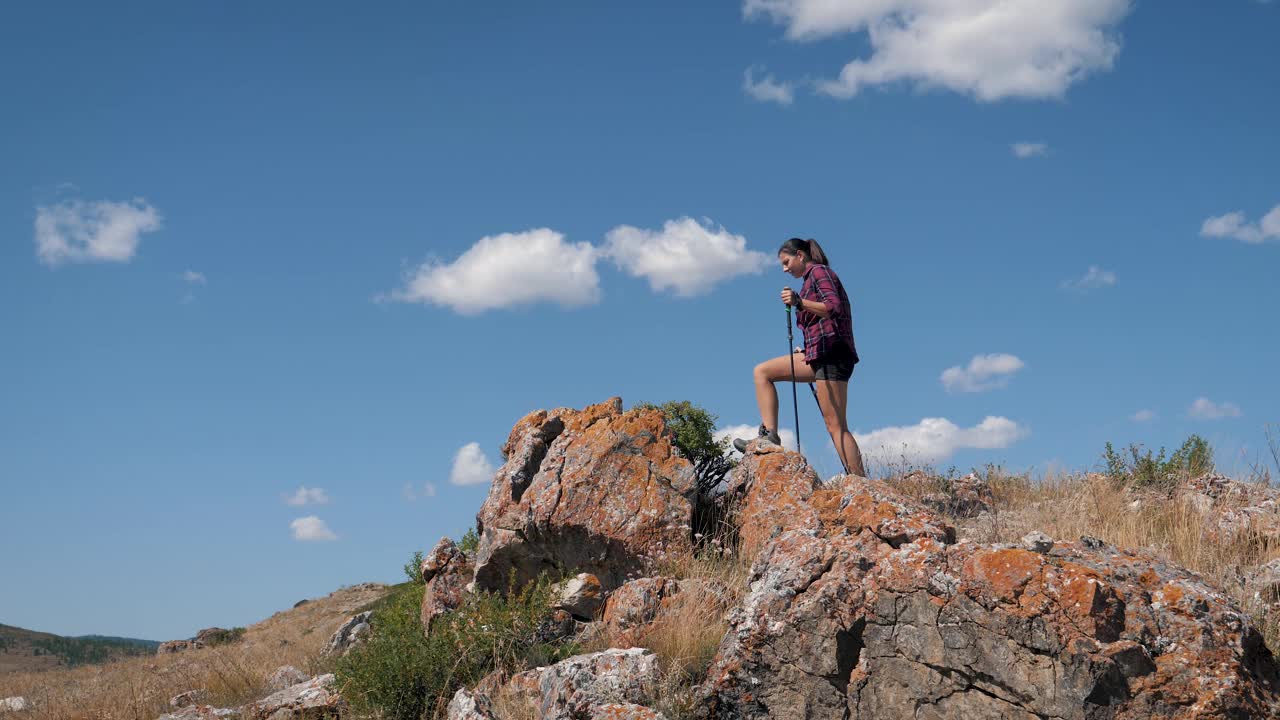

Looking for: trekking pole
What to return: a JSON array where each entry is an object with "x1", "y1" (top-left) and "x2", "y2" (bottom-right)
[{"x1": 786, "y1": 299, "x2": 801, "y2": 453}]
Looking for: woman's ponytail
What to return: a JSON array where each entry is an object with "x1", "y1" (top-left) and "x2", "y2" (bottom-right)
[{"x1": 779, "y1": 237, "x2": 831, "y2": 265}]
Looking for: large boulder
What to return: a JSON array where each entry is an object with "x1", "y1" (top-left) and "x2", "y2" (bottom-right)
[
  {"x1": 602, "y1": 576, "x2": 731, "y2": 648},
  {"x1": 0, "y1": 698, "x2": 30, "y2": 714},
  {"x1": 448, "y1": 648, "x2": 665, "y2": 720},
  {"x1": 473, "y1": 398, "x2": 696, "y2": 592},
  {"x1": 420, "y1": 536, "x2": 474, "y2": 633},
  {"x1": 701, "y1": 449, "x2": 1280, "y2": 719},
  {"x1": 321, "y1": 611, "x2": 371, "y2": 658},
  {"x1": 721, "y1": 442, "x2": 822, "y2": 560}
]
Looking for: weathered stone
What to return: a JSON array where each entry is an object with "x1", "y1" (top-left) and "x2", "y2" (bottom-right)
[
  {"x1": 722, "y1": 442, "x2": 822, "y2": 559},
  {"x1": 1020, "y1": 530, "x2": 1054, "y2": 554},
  {"x1": 920, "y1": 471, "x2": 995, "y2": 518},
  {"x1": 602, "y1": 576, "x2": 730, "y2": 648},
  {"x1": 266, "y1": 666, "x2": 309, "y2": 693},
  {"x1": 462, "y1": 649, "x2": 662, "y2": 720},
  {"x1": 157, "y1": 706, "x2": 240, "y2": 720},
  {"x1": 474, "y1": 399, "x2": 696, "y2": 592},
  {"x1": 589, "y1": 703, "x2": 666, "y2": 719},
  {"x1": 243, "y1": 674, "x2": 344, "y2": 720},
  {"x1": 555, "y1": 572, "x2": 604, "y2": 619},
  {"x1": 810, "y1": 474, "x2": 955, "y2": 548},
  {"x1": 321, "y1": 611, "x2": 371, "y2": 658},
  {"x1": 0, "y1": 697, "x2": 30, "y2": 713},
  {"x1": 157, "y1": 639, "x2": 204, "y2": 654},
  {"x1": 420, "y1": 537, "x2": 474, "y2": 634},
  {"x1": 169, "y1": 689, "x2": 209, "y2": 708}
]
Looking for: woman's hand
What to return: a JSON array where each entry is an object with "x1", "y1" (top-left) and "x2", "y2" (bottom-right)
[{"x1": 781, "y1": 287, "x2": 800, "y2": 308}]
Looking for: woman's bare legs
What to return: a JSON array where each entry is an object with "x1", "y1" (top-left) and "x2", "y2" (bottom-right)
[
  {"x1": 752, "y1": 351, "x2": 816, "y2": 434},
  {"x1": 812, "y1": 378, "x2": 867, "y2": 477}
]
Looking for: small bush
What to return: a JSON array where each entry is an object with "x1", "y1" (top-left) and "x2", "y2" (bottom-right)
[
  {"x1": 335, "y1": 574, "x2": 578, "y2": 720},
  {"x1": 636, "y1": 400, "x2": 736, "y2": 495},
  {"x1": 404, "y1": 550, "x2": 426, "y2": 585},
  {"x1": 201, "y1": 627, "x2": 246, "y2": 647},
  {"x1": 1103, "y1": 435, "x2": 1214, "y2": 489},
  {"x1": 458, "y1": 527, "x2": 480, "y2": 554}
]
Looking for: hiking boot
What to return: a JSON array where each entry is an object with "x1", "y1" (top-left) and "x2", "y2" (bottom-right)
[{"x1": 732, "y1": 424, "x2": 781, "y2": 453}]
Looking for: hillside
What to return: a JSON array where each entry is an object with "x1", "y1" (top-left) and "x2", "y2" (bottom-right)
[
  {"x1": 0, "y1": 624, "x2": 159, "y2": 674},
  {"x1": 0, "y1": 583, "x2": 388, "y2": 719}
]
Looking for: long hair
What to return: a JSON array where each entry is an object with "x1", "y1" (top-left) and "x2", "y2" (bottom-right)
[{"x1": 778, "y1": 237, "x2": 830, "y2": 266}]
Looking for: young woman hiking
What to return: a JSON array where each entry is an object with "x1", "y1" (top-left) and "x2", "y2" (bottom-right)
[{"x1": 733, "y1": 238, "x2": 866, "y2": 478}]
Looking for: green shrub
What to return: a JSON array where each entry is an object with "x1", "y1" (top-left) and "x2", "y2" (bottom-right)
[
  {"x1": 335, "y1": 574, "x2": 577, "y2": 720},
  {"x1": 1103, "y1": 435, "x2": 1214, "y2": 489},
  {"x1": 636, "y1": 400, "x2": 736, "y2": 494},
  {"x1": 404, "y1": 550, "x2": 426, "y2": 585},
  {"x1": 458, "y1": 527, "x2": 480, "y2": 554}
]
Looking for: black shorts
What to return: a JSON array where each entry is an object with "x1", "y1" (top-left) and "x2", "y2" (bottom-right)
[{"x1": 812, "y1": 343, "x2": 856, "y2": 382}]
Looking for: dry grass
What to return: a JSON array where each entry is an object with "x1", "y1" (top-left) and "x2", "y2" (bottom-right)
[
  {"x1": 0, "y1": 584, "x2": 388, "y2": 720},
  {"x1": 884, "y1": 466, "x2": 1280, "y2": 654}
]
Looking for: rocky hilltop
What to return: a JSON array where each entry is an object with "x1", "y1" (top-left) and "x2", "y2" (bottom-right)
[{"x1": 426, "y1": 398, "x2": 1279, "y2": 719}]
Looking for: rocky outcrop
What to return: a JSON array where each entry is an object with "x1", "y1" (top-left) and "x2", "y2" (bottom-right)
[
  {"x1": 473, "y1": 399, "x2": 696, "y2": 593},
  {"x1": 169, "y1": 690, "x2": 209, "y2": 709},
  {"x1": 920, "y1": 471, "x2": 995, "y2": 518},
  {"x1": 701, "y1": 453, "x2": 1280, "y2": 719},
  {"x1": 0, "y1": 697, "x2": 30, "y2": 714},
  {"x1": 1180, "y1": 473, "x2": 1280, "y2": 542},
  {"x1": 602, "y1": 577, "x2": 730, "y2": 648},
  {"x1": 721, "y1": 442, "x2": 822, "y2": 559},
  {"x1": 554, "y1": 572, "x2": 604, "y2": 620},
  {"x1": 420, "y1": 537, "x2": 474, "y2": 634},
  {"x1": 321, "y1": 612, "x2": 371, "y2": 658},
  {"x1": 448, "y1": 649, "x2": 665, "y2": 720},
  {"x1": 157, "y1": 639, "x2": 204, "y2": 654},
  {"x1": 243, "y1": 674, "x2": 344, "y2": 720}
]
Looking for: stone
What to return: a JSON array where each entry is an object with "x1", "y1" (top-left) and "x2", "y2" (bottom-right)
[
  {"x1": 321, "y1": 611, "x2": 371, "y2": 658},
  {"x1": 242, "y1": 674, "x2": 344, "y2": 720},
  {"x1": 169, "y1": 690, "x2": 209, "y2": 708},
  {"x1": 157, "y1": 639, "x2": 204, "y2": 654},
  {"x1": 456, "y1": 649, "x2": 662, "y2": 720},
  {"x1": 699, "y1": 445, "x2": 1280, "y2": 719},
  {"x1": 266, "y1": 666, "x2": 309, "y2": 693},
  {"x1": 721, "y1": 442, "x2": 823, "y2": 559},
  {"x1": 1020, "y1": 530, "x2": 1054, "y2": 554},
  {"x1": 602, "y1": 577, "x2": 730, "y2": 648},
  {"x1": 921, "y1": 471, "x2": 995, "y2": 518},
  {"x1": 158, "y1": 707, "x2": 240, "y2": 720},
  {"x1": 555, "y1": 572, "x2": 604, "y2": 620},
  {"x1": 0, "y1": 697, "x2": 30, "y2": 713},
  {"x1": 420, "y1": 536, "x2": 474, "y2": 634},
  {"x1": 473, "y1": 399, "x2": 696, "y2": 593}
]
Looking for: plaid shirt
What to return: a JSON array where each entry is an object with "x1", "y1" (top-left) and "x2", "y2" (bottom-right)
[{"x1": 796, "y1": 263, "x2": 858, "y2": 366}]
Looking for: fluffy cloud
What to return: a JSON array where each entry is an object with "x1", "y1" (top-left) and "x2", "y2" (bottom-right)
[
  {"x1": 603, "y1": 217, "x2": 770, "y2": 296},
  {"x1": 1200, "y1": 205, "x2": 1280, "y2": 244},
  {"x1": 290, "y1": 516, "x2": 337, "y2": 541},
  {"x1": 1012, "y1": 142, "x2": 1049, "y2": 159},
  {"x1": 744, "y1": 0, "x2": 1133, "y2": 101},
  {"x1": 1130, "y1": 409, "x2": 1156, "y2": 422},
  {"x1": 743, "y1": 66, "x2": 795, "y2": 105},
  {"x1": 387, "y1": 229, "x2": 601, "y2": 314},
  {"x1": 716, "y1": 424, "x2": 800, "y2": 457},
  {"x1": 855, "y1": 416, "x2": 1026, "y2": 464},
  {"x1": 940, "y1": 353, "x2": 1024, "y2": 393},
  {"x1": 283, "y1": 486, "x2": 330, "y2": 506},
  {"x1": 1187, "y1": 397, "x2": 1242, "y2": 420},
  {"x1": 450, "y1": 442, "x2": 496, "y2": 487},
  {"x1": 34, "y1": 198, "x2": 162, "y2": 266},
  {"x1": 1061, "y1": 265, "x2": 1117, "y2": 291}
]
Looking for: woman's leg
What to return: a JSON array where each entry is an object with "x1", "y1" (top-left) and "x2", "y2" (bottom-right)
[
  {"x1": 753, "y1": 351, "x2": 817, "y2": 433},
  {"x1": 812, "y1": 379, "x2": 867, "y2": 477}
]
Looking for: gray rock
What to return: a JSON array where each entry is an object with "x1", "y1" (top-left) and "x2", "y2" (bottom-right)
[
  {"x1": 157, "y1": 706, "x2": 240, "y2": 720},
  {"x1": 169, "y1": 689, "x2": 208, "y2": 708},
  {"x1": 453, "y1": 648, "x2": 662, "y2": 720},
  {"x1": 266, "y1": 666, "x2": 310, "y2": 693},
  {"x1": 242, "y1": 673, "x2": 344, "y2": 719},
  {"x1": 321, "y1": 611, "x2": 371, "y2": 658},
  {"x1": 1020, "y1": 530, "x2": 1054, "y2": 553},
  {"x1": 554, "y1": 572, "x2": 604, "y2": 619},
  {"x1": 0, "y1": 697, "x2": 30, "y2": 713}
]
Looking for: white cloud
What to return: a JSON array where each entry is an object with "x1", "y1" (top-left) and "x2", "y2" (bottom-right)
[
  {"x1": 182, "y1": 270, "x2": 207, "y2": 285},
  {"x1": 743, "y1": 66, "x2": 795, "y2": 105},
  {"x1": 450, "y1": 442, "x2": 496, "y2": 486},
  {"x1": 1012, "y1": 142, "x2": 1049, "y2": 159},
  {"x1": 716, "y1": 424, "x2": 800, "y2": 457},
  {"x1": 290, "y1": 516, "x2": 337, "y2": 541},
  {"x1": 1130, "y1": 409, "x2": 1156, "y2": 422},
  {"x1": 1200, "y1": 205, "x2": 1280, "y2": 244},
  {"x1": 1187, "y1": 397, "x2": 1242, "y2": 420},
  {"x1": 744, "y1": 0, "x2": 1133, "y2": 102},
  {"x1": 855, "y1": 416, "x2": 1026, "y2": 464},
  {"x1": 940, "y1": 353, "x2": 1024, "y2": 393},
  {"x1": 385, "y1": 229, "x2": 601, "y2": 314},
  {"x1": 34, "y1": 198, "x2": 162, "y2": 266},
  {"x1": 603, "y1": 217, "x2": 770, "y2": 297},
  {"x1": 403, "y1": 481, "x2": 439, "y2": 501},
  {"x1": 283, "y1": 486, "x2": 330, "y2": 506},
  {"x1": 1061, "y1": 265, "x2": 1117, "y2": 291}
]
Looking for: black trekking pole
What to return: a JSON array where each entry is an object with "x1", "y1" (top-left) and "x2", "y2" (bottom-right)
[{"x1": 785, "y1": 298, "x2": 801, "y2": 453}]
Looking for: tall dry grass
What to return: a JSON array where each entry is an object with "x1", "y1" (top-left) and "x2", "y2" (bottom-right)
[
  {"x1": 884, "y1": 466, "x2": 1280, "y2": 654},
  {"x1": 0, "y1": 584, "x2": 387, "y2": 720}
]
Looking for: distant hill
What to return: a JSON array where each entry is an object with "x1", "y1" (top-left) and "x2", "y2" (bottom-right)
[{"x1": 0, "y1": 623, "x2": 159, "y2": 673}]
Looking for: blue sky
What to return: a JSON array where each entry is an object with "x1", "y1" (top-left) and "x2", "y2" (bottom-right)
[{"x1": 2, "y1": 1, "x2": 1277, "y2": 641}]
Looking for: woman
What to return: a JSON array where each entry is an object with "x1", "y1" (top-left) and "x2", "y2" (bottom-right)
[{"x1": 733, "y1": 238, "x2": 866, "y2": 478}]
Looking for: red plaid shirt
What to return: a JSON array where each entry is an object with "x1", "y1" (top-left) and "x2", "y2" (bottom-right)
[{"x1": 796, "y1": 263, "x2": 858, "y2": 366}]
